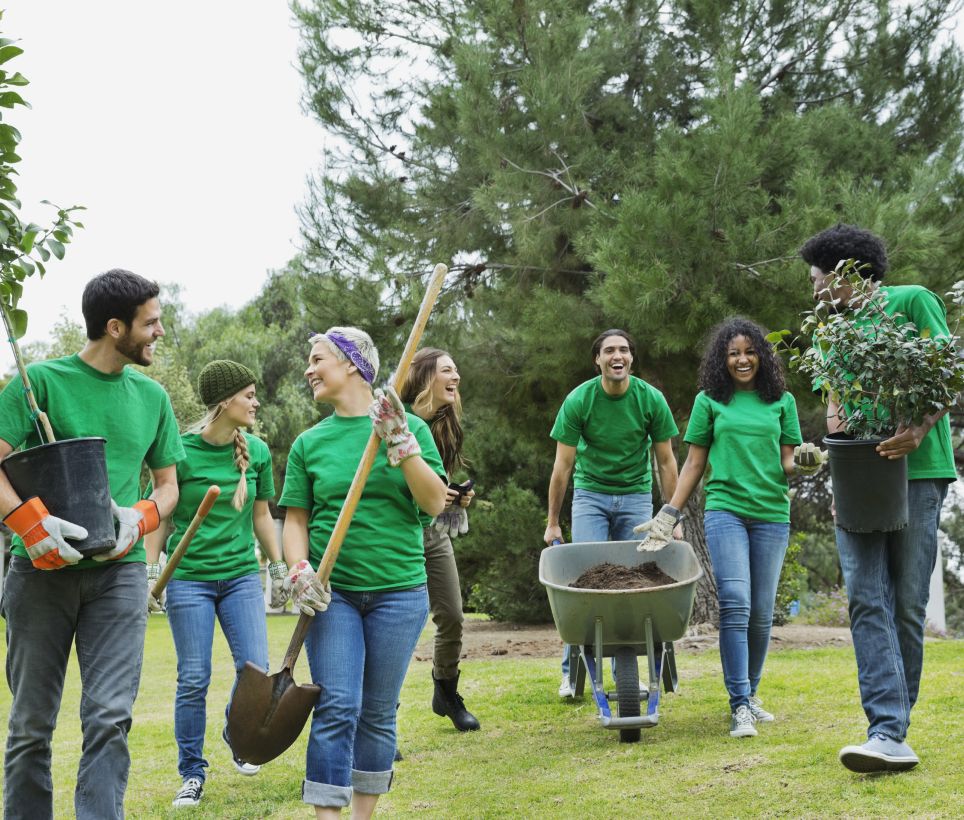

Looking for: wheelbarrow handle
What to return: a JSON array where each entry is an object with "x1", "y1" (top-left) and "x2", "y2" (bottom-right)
[{"x1": 151, "y1": 485, "x2": 221, "y2": 598}]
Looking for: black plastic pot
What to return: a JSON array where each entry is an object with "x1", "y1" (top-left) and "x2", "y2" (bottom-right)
[
  {"x1": 823, "y1": 433, "x2": 908, "y2": 533},
  {"x1": 2, "y1": 437, "x2": 116, "y2": 557}
]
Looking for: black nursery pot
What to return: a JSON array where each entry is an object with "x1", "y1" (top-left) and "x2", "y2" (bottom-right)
[
  {"x1": 823, "y1": 432, "x2": 908, "y2": 533},
  {"x1": 2, "y1": 437, "x2": 116, "y2": 557}
]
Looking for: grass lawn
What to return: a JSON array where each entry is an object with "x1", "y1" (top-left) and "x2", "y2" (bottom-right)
[{"x1": 0, "y1": 616, "x2": 962, "y2": 818}]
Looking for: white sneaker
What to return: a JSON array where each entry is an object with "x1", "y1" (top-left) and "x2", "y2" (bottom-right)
[
  {"x1": 172, "y1": 777, "x2": 203, "y2": 807},
  {"x1": 558, "y1": 674, "x2": 574, "y2": 698},
  {"x1": 748, "y1": 695, "x2": 774, "y2": 723},
  {"x1": 223, "y1": 727, "x2": 260, "y2": 775},
  {"x1": 729, "y1": 704, "x2": 758, "y2": 738}
]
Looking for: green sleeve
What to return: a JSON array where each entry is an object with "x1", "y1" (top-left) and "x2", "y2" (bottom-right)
[
  {"x1": 683, "y1": 393, "x2": 713, "y2": 447},
  {"x1": 650, "y1": 391, "x2": 679, "y2": 442},
  {"x1": 780, "y1": 393, "x2": 804, "y2": 446},
  {"x1": 279, "y1": 435, "x2": 311, "y2": 510},
  {"x1": 0, "y1": 370, "x2": 39, "y2": 448},
  {"x1": 549, "y1": 391, "x2": 583, "y2": 446},
  {"x1": 146, "y1": 395, "x2": 186, "y2": 469},
  {"x1": 908, "y1": 289, "x2": 950, "y2": 340},
  {"x1": 254, "y1": 438, "x2": 275, "y2": 501}
]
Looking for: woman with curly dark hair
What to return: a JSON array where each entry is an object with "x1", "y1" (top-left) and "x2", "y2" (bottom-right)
[{"x1": 635, "y1": 318, "x2": 820, "y2": 739}]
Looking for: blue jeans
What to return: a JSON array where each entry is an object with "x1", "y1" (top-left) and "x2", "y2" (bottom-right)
[
  {"x1": 561, "y1": 489, "x2": 654, "y2": 677},
  {"x1": 165, "y1": 573, "x2": 269, "y2": 782},
  {"x1": 834, "y1": 479, "x2": 949, "y2": 742},
  {"x1": 302, "y1": 585, "x2": 429, "y2": 808},
  {"x1": 704, "y1": 511, "x2": 789, "y2": 711},
  {"x1": 1, "y1": 557, "x2": 147, "y2": 820}
]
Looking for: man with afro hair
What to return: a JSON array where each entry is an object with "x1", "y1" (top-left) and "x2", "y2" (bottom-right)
[{"x1": 801, "y1": 224, "x2": 955, "y2": 773}]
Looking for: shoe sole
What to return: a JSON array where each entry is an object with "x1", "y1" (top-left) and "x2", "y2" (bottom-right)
[
  {"x1": 172, "y1": 800, "x2": 201, "y2": 808},
  {"x1": 729, "y1": 728, "x2": 758, "y2": 738},
  {"x1": 839, "y1": 748, "x2": 919, "y2": 773}
]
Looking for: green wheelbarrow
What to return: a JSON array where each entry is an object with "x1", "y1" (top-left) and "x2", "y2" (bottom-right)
[{"x1": 539, "y1": 539, "x2": 703, "y2": 742}]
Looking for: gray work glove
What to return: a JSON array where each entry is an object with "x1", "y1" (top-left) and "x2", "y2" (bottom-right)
[
  {"x1": 434, "y1": 505, "x2": 469, "y2": 539},
  {"x1": 633, "y1": 504, "x2": 680, "y2": 552},
  {"x1": 793, "y1": 443, "x2": 828, "y2": 475},
  {"x1": 2, "y1": 497, "x2": 86, "y2": 570},
  {"x1": 268, "y1": 560, "x2": 290, "y2": 609},
  {"x1": 284, "y1": 559, "x2": 332, "y2": 616},
  {"x1": 147, "y1": 562, "x2": 164, "y2": 613}
]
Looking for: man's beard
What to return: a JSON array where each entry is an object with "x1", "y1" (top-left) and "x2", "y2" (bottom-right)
[{"x1": 116, "y1": 333, "x2": 152, "y2": 366}]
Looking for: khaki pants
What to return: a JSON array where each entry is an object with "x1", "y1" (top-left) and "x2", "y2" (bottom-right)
[{"x1": 423, "y1": 526, "x2": 465, "y2": 679}]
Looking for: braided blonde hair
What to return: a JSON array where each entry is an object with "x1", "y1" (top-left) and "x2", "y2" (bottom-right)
[{"x1": 187, "y1": 403, "x2": 251, "y2": 512}]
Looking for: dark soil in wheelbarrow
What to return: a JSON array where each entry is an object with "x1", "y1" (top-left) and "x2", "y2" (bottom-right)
[{"x1": 569, "y1": 561, "x2": 677, "y2": 590}]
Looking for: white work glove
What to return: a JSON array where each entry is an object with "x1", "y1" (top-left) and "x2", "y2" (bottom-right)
[
  {"x1": 633, "y1": 504, "x2": 680, "y2": 552},
  {"x1": 368, "y1": 386, "x2": 421, "y2": 467},
  {"x1": 284, "y1": 559, "x2": 332, "y2": 616},
  {"x1": 2, "y1": 497, "x2": 87, "y2": 570},
  {"x1": 434, "y1": 505, "x2": 469, "y2": 539},
  {"x1": 95, "y1": 499, "x2": 160, "y2": 562},
  {"x1": 793, "y1": 443, "x2": 828, "y2": 476},
  {"x1": 147, "y1": 562, "x2": 164, "y2": 613},
  {"x1": 268, "y1": 560, "x2": 290, "y2": 609}
]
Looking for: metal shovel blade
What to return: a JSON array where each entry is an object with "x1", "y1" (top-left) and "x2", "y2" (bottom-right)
[{"x1": 226, "y1": 659, "x2": 321, "y2": 765}]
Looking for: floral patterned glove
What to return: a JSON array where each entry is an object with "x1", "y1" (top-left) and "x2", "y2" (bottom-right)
[{"x1": 368, "y1": 386, "x2": 421, "y2": 467}]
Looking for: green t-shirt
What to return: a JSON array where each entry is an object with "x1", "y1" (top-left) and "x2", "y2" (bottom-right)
[
  {"x1": 852, "y1": 285, "x2": 956, "y2": 481},
  {"x1": 0, "y1": 353, "x2": 185, "y2": 566},
  {"x1": 684, "y1": 390, "x2": 803, "y2": 523},
  {"x1": 279, "y1": 412, "x2": 446, "y2": 591},
  {"x1": 550, "y1": 376, "x2": 679, "y2": 494},
  {"x1": 165, "y1": 432, "x2": 275, "y2": 581}
]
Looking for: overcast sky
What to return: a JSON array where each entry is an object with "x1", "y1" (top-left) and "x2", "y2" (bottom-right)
[
  {"x1": 0, "y1": 1, "x2": 322, "y2": 371},
  {"x1": 1, "y1": 5, "x2": 962, "y2": 374}
]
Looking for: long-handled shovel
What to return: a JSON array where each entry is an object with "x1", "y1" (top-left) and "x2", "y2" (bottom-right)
[
  {"x1": 226, "y1": 263, "x2": 449, "y2": 766},
  {"x1": 150, "y1": 485, "x2": 221, "y2": 601}
]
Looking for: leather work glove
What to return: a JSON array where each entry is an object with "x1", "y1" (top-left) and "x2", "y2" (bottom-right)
[
  {"x1": 368, "y1": 386, "x2": 421, "y2": 467},
  {"x1": 3, "y1": 496, "x2": 87, "y2": 570},
  {"x1": 268, "y1": 560, "x2": 290, "y2": 609},
  {"x1": 794, "y1": 443, "x2": 828, "y2": 476},
  {"x1": 147, "y1": 562, "x2": 164, "y2": 613},
  {"x1": 284, "y1": 559, "x2": 332, "y2": 616},
  {"x1": 94, "y1": 499, "x2": 161, "y2": 562},
  {"x1": 633, "y1": 504, "x2": 680, "y2": 552},
  {"x1": 434, "y1": 505, "x2": 469, "y2": 539}
]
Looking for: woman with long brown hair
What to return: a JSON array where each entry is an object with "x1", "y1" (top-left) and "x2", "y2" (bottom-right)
[{"x1": 399, "y1": 347, "x2": 480, "y2": 732}]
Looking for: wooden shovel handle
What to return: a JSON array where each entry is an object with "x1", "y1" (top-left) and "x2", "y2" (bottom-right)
[
  {"x1": 151, "y1": 485, "x2": 221, "y2": 598},
  {"x1": 281, "y1": 263, "x2": 448, "y2": 671}
]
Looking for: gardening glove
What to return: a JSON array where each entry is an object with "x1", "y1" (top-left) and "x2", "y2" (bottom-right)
[
  {"x1": 434, "y1": 505, "x2": 469, "y2": 539},
  {"x1": 95, "y1": 499, "x2": 160, "y2": 562},
  {"x1": 284, "y1": 559, "x2": 332, "y2": 616},
  {"x1": 633, "y1": 504, "x2": 680, "y2": 552},
  {"x1": 793, "y1": 443, "x2": 828, "y2": 476},
  {"x1": 3, "y1": 496, "x2": 87, "y2": 570},
  {"x1": 368, "y1": 386, "x2": 421, "y2": 467},
  {"x1": 147, "y1": 562, "x2": 164, "y2": 613},
  {"x1": 268, "y1": 560, "x2": 290, "y2": 609}
]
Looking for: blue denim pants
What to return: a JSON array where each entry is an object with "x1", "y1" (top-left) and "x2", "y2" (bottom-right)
[
  {"x1": 704, "y1": 511, "x2": 790, "y2": 711},
  {"x1": 165, "y1": 573, "x2": 269, "y2": 782},
  {"x1": 561, "y1": 489, "x2": 654, "y2": 677},
  {"x1": 1, "y1": 557, "x2": 147, "y2": 820},
  {"x1": 834, "y1": 478, "x2": 949, "y2": 742},
  {"x1": 302, "y1": 585, "x2": 429, "y2": 808}
]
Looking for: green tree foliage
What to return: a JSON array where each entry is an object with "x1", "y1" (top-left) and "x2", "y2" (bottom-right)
[{"x1": 292, "y1": 0, "x2": 964, "y2": 620}]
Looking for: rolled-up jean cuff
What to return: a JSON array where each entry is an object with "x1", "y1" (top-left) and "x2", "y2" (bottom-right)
[
  {"x1": 302, "y1": 779, "x2": 352, "y2": 807},
  {"x1": 352, "y1": 768, "x2": 394, "y2": 795}
]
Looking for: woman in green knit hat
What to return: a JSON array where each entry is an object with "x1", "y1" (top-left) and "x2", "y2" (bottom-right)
[{"x1": 145, "y1": 360, "x2": 308, "y2": 809}]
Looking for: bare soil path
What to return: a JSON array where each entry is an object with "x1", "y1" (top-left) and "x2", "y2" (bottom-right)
[{"x1": 413, "y1": 621, "x2": 853, "y2": 663}]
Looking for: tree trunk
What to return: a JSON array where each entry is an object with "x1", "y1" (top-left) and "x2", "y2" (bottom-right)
[{"x1": 682, "y1": 490, "x2": 718, "y2": 627}]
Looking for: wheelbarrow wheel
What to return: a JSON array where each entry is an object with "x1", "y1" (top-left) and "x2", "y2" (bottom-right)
[{"x1": 613, "y1": 647, "x2": 641, "y2": 743}]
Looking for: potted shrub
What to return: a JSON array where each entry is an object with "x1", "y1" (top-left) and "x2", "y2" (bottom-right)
[
  {"x1": 771, "y1": 260, "x2": 964, "y2": 533},
  {"x1": 0, "y1": 25, "x2": 111, "y2": 556}
]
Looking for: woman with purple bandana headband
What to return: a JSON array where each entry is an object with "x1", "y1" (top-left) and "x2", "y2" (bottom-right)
[{"x1": 279, "y1": 325, "x2": 448, "y2": 817}]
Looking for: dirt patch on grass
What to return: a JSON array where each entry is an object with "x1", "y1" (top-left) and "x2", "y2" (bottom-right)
[{"x1": 413, "y1": 621, "x2": 853, "y2": 663}]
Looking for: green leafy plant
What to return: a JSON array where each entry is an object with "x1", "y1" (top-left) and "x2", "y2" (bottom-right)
[
  {"x1": 0, "y1": 13, "x2": 84, "y2": 437},
  {"x1": 769, "y1": 260, "x2": 964, "y2": 440}
]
